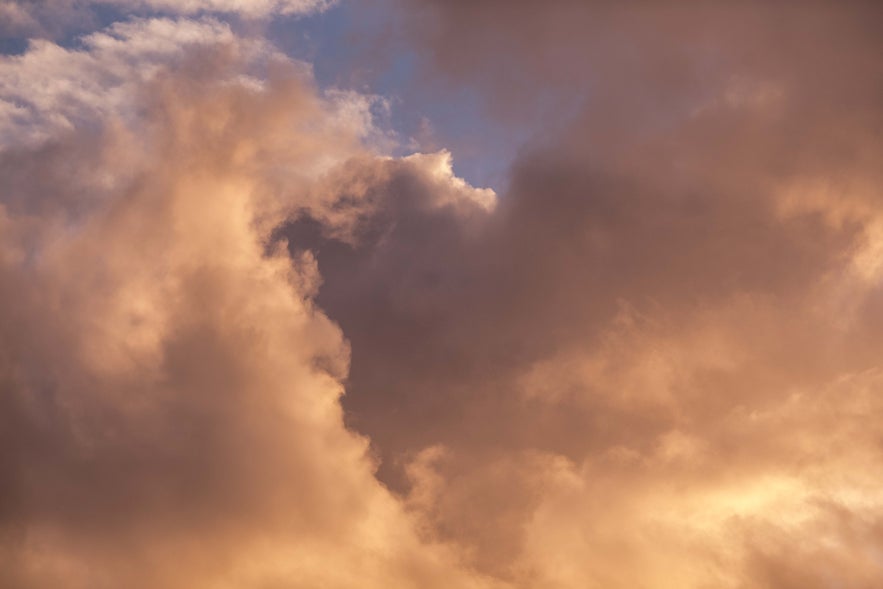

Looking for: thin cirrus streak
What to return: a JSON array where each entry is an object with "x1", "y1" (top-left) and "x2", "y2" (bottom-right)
[{"x1": 1, "y1": 1, "x2": 883, "y2": 588}]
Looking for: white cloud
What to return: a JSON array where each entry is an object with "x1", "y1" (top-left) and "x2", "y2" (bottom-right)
[
  {"x1": 107, "y1": 0, "x2": 335, "y2": 17},
  {"x1": 0, "y1": 17, "x2": 251, "y2": 147},
  {"x1": 0, "y1": 0, "x2": 333, "y2": 40}
]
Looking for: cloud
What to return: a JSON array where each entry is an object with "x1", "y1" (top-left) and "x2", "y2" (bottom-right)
[
  {"x1": 0, "y1": 18, "x2": 245, "y2": 147},
  {"x1": 3, "y1": 2, "x2": 883, "y2": 588},
  {"x1": 278, "y1": 1, "x2": 883, "y2": 586},
  {"x1": 0, "y1": 18, "x2": 499, "y2": 589},
  {"x1": 0, "y1": 0, "x2": 332, "y2": 39},
  {"x1": 108, "y1": 0, "x2": 334, "y2": 17},
  {"x1": 293, "y1": 152, "x2": 883, "y2": 587}
]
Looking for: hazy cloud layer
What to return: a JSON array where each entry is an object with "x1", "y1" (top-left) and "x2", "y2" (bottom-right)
[{"x1": 2, "y1": 2, "x2": 883, "y2": 588}]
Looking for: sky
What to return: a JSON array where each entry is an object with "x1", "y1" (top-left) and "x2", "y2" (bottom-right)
[{"x1": 1, "y1": 1, "x2": 883, "y2": 588}]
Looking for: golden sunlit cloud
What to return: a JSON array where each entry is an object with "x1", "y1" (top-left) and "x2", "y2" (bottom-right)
[{"x1": 2, "y1": 2, "x2": 883, "y2": 588}]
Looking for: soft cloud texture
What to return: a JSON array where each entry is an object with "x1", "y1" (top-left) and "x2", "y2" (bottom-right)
[
  {"x1": 0, "y1": 18, "x2": 498, "y2": 589},
  {"x1": 0, "y1": 0, "x2": 331, "y2": 39},
  {"x1": 3, "y1": 2, "x2": 883, "y2": 588},
  {"x1": 280, "y1": 1, "x2": 883, "y2": 586},
  {"x1": 107, "y1": 0, "x2": 333, "y2": 17}
]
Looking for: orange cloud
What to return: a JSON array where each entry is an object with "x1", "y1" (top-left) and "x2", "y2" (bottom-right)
[
  {"x1": 3, "y1": 3, "x2": 883, "y2": 588},
  {"x1": 0, "y1": 22, "x2": 499, "y2": 589}
]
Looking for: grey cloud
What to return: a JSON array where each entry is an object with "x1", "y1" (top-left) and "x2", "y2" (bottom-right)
[{"x1": 283, "y1": 1, "x2": 883, "y2": 585}]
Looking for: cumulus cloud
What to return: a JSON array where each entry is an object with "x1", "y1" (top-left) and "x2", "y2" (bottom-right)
[
  {"x1": 0, "y1": 18, "x2": 245, "y2": 147},
  {"x1": 3, "y1": 2, "x2": 883, "y2": 588},
  {"x1": 278, "y1": 1, "x2": 883, "y2": 586},
  {"x1": 0, "y1": 17, "x2": 499, "y2": 589}
]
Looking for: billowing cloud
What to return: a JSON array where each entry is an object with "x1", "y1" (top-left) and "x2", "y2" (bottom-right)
[
  {"x1": 279, "y1": 1, "x2": 883, "y2": 587},
  {"x1": 0, "y1": 17, "x2": 499, "y2": 589},
  {"x1": 3, "y1": 2, "x2": 883, "y2": 588}
]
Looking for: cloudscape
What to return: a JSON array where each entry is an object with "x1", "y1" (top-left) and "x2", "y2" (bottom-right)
[{"x1": 1, "y1": 2, "x2": 882, "y2": 587}]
